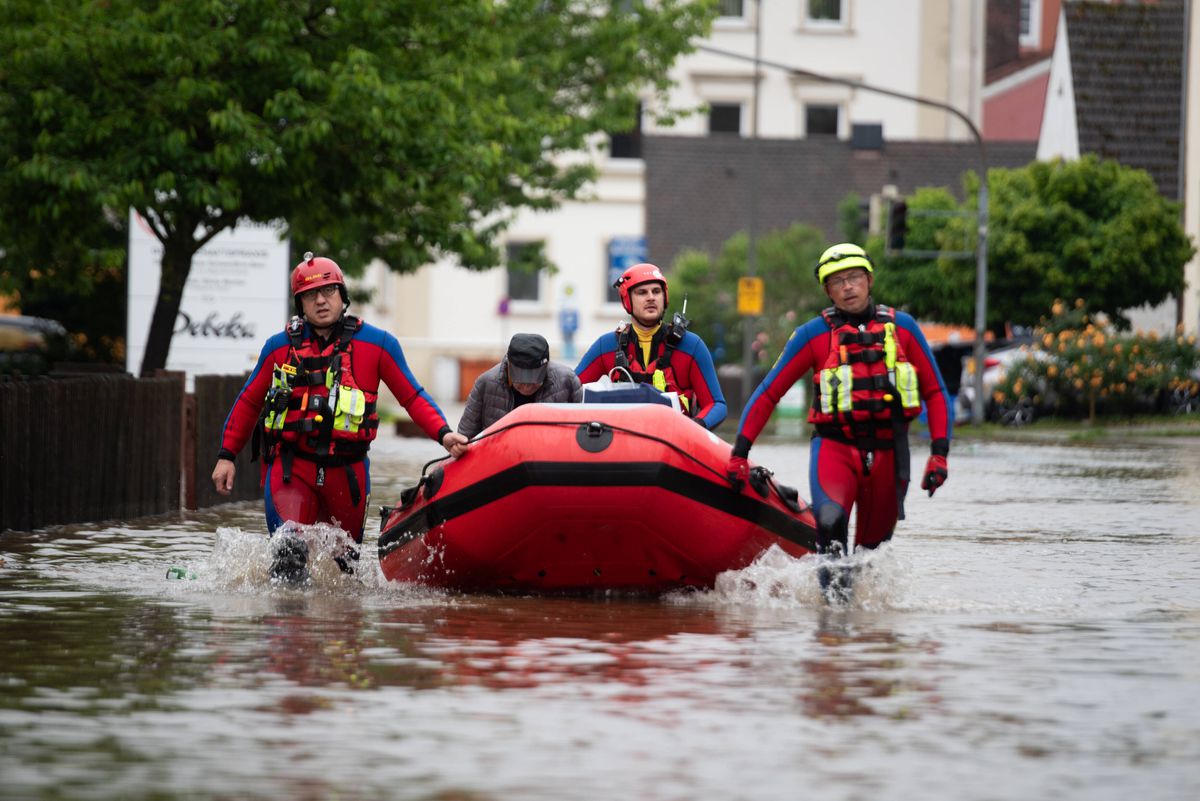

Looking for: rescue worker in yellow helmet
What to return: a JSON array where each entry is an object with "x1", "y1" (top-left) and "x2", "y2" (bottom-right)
[{"x1": 727, "y1": 243, "x2": 951, "y2": 597}]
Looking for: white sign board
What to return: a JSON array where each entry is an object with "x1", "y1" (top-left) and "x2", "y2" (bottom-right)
[{"x1": 126, "y1": 211, "x2": 290, "y2": 382}]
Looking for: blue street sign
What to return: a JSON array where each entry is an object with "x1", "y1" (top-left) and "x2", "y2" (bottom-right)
[
  {"x1": 608, "y1": 236, "x2": 647, "y2": 286},
  {"x1": 559, "y1": 309, "x2": 579, "y2": 336}
]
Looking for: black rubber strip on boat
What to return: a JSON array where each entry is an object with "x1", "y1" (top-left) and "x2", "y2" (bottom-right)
[{"x1": 378, "y1": 461, "x2": 818, "y2": 555}]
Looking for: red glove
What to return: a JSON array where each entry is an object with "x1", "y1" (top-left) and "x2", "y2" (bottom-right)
[
  {"x1": 726, "y1": 455, "x2": 750, "y2": 490},
  {"x1": 921, "y1": 455, "x2": 948, "y2": 496}
]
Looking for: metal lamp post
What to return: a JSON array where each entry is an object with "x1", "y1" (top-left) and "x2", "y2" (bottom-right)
[{"x1": 697, "y1": 44, "x2": 991, "y2": 425}]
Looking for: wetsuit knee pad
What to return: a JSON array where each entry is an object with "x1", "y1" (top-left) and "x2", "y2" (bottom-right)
[{"x1": 816, "y1": 504, "x2": 849, "y2": 555}]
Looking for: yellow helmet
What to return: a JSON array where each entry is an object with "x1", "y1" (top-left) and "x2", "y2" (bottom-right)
[{"x1": 815, "y1": 243, "x2": 874, "y2": 283}]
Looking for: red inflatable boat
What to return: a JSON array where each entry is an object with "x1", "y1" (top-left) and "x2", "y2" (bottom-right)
[{"x1": 377, "y1": 403, "x2": 818, "y2": 593}]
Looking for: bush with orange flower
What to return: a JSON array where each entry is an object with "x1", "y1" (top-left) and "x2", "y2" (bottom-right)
[{"x1": 991, "y1": 300, "x2": 1200, "y2": 422}]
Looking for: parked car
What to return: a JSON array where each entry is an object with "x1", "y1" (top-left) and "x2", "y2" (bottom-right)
[
  {"x1": 956, "y1": 340, "x2": 1046, "y2": 425},
  {"x1": 1161, "y1": 367, "x2": 1200, "y2": 415},
  {"x1": 0, "y1": 315, "x2": 69, "y2": 375}
]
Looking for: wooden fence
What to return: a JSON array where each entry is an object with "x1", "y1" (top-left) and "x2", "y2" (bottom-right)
[
  {"x1": 193, "y1": 374, "x2": 261, "y2": 509},
  {"x1": 1, "y1": 372, "x2": 261, "y2": 533}
]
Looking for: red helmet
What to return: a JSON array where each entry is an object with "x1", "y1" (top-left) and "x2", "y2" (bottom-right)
[
  {"x1": 613, "y1": 262, "x2": 668, "y2": 314},
  {"x1": 290, "y1": 252, "x2": 347, "y2": 311}
]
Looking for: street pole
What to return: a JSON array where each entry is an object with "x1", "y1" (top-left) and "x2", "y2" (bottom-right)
[
  {"x1": 698, "y1": 44, "x2": 991, "y2": 424},
  {"x1": 741, "y1": 1, "x2": 763, "y2": 409},
  {"x1": 972, "y1": 176, "x2": 989, "y2": 425}
]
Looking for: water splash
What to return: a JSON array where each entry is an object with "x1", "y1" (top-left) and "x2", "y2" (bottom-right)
[
  {"x1": 164, "y1": 523, "x2": 366, "y2": 594},
  {"x1": 668, "y1": 544, "x2": 912, "y2": 611},
  {"x1": 160, "y1": 524, "x2": 452, "y2": 603}
]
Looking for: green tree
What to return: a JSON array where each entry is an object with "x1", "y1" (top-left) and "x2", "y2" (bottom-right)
[
  {"x1": 0, "y1": 0, "x2": 715, "y2": 374},
  {"x1": 873, "y1": 156, "x2": 1195, "y2": 333},
  {"x1": 837, "y1": 191, "x2": 865, "y2": 242},
  {"x1": 672, "y1": 223, "x2": 829, "y2": 367}
]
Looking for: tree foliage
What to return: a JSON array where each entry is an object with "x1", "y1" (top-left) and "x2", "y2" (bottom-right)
[
  {"x1": 0, "y1": 0, "x2": 715, "y2": 373},
  {"x1": 671, "y1": 224, "x2": 829, "y2": 366},
  {"x1": 872, "y1": 156, "x2": 1195, "y2": 333}
]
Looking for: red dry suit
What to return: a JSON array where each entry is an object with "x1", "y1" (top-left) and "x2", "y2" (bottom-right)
[
  {"x1": 734, "y1": 304, "x2": 951, "y2": 551},
  {"x1": 574, "y1": 322, "x2": 727, "y2": 430},
  {"x1": 218, "y1": 315, "x2": 451, "y2": 544}
]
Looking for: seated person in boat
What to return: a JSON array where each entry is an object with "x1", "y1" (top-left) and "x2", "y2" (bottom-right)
[
  {"x1": 457, "y1": 333, "x2": 582, "y2": 439},
  {"x1": 211, "y1": 252, "x2": 469, "y2": 577},
  {"x1": 575, "y1": 262, "x2": 727, "y2": 430},
  {"x1": 727, "y1": 243, "x2": 951, "y2": 559}
]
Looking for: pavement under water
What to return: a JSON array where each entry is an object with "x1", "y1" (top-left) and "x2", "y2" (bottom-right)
[{"x1": 1, "y1": 429, "x2": 1198, "y2": 801}]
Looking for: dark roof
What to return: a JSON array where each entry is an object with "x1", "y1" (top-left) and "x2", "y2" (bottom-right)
[
  {"x1": 643, "y1": 136, "x2": 1036, "y2": 266},
  {"x1": 1066, "y1": 0, "x2": 1185, "y2": 198}
]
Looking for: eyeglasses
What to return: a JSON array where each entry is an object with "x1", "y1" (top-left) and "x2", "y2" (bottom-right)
[
  {"x1": 825, "y1": 271, "x2": 868, "y2": 290},
  {"x1": 299, "y1": 285, "x2": 340, "y2": 302}
]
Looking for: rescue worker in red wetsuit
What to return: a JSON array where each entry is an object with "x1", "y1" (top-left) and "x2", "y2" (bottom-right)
[
  {"x1": 726, "y1": 244, "x2": 950, "y2": 568},
  {"x1": 212, "y1": 252, "x2": 469, "y2": 577},
  {"x1": 575, "y1": 262, "x2": 727, "y2": 430}
]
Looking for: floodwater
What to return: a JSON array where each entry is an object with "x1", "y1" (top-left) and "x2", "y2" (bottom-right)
[{"x1": 1, "y1": 429, "x2": 1198, "y2": 801}]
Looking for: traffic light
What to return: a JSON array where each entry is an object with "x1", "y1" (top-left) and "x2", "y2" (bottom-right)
[
  {"x1": 857, "y1": 198, "x2": 871, "y2": 238},
  {"x1": 888, "y1": 199, "x2": 908, "y2": 251}
]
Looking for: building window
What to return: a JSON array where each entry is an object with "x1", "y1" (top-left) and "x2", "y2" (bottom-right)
[
  {"x1": 606, "y1": 277, "x2": 621, "y2": 305},
  {"x1": 807, "y1": 0, "x2": 843, "y2": 24},
  {"x1": 609, "y1": 102, "x2": 642, "y2": 159},
  {"x1": 1019, "y1": 0, "x2": 1042, "y2": 49},
  {"x1": 709, "y1": 103, "x2": 742, "y2": 136},
  {"x1": 716, "y1": 0, "x2": 744, "y2": 18},
  {"x1": 806, "y1": 104, "x2": 839, "y2": 136},
  {"x1": 505, "y1": 242, "x2": 542, "y2": 302}
]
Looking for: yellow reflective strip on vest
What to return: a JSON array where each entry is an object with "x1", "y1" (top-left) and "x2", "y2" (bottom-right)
[
  {"x1": 333, "y1": 386, "x2": 366, "y2": 432},
  {"x1": 652, "y1": 370, "x2": 667, "y2": 392},
  {"x1": 264, "y1": 365, "x2": 293, "y2": 431},
  {"x1": 819, "y1": 365, "x2": 854, "y2": 413},
  {"x1": 894, "y1": 362, "x2": 920, "y2": 409},
  {"x1": 883, "y1": 322, "x2": 898, "y2": 370}
]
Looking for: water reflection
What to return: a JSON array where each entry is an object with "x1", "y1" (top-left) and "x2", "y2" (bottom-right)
[
  {"x1": 0, "y1": 592, "x2": 205, "y2": 709},
  {"x1": 367, "y1": 598, "x2": 734, "y2": 692},
  {"x1": 1, "y1": 434, "x2": 1198, "y2": 801},
  {"x1": 798, "y1": 612, "x2": 941, "y2": 720},
  {"x1": 257, "y1": 597, "x2": 375, "y2": 692}
]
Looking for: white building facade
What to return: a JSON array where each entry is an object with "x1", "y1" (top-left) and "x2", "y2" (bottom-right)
[{"x1": 359, "y1": 0, "x2": 988, "y2": 408}]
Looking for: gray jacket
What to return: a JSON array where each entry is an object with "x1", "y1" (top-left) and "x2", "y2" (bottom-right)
[{"x1": 457, "y1": 358, "x2": 582, "y2": 438}]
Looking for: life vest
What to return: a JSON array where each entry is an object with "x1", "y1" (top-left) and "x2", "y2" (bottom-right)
[
  {"x1": 611, "y1": 320, "x2": 695, "y2": 415},
  {"x1": 808, "y1": 305, "x2": 921, "y2": 444},
  {"x1": 258, "y1": 315, "x2": 380, "y2": 461}
]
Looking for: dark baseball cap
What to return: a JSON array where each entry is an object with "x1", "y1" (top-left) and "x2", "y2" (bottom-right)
[{"x1": 506, "y1": 333, "x2": 549, "y2": 384}]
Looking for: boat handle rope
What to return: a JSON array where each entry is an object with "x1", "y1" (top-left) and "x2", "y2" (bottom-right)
[{"x1": 417, "y1": 418, "x2": 740, "y2": 487}]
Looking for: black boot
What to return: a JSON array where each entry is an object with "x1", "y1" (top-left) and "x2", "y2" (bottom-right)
[
  {"x1": 816, "y1": 560, "x2": 855, "y2": 604},
  {"x1": 334, "y1": 545, "x2": 360, "y2": 576},
  {"x1": 815, "y1": 505, "x2": 853, "y2": 604},
  {"x1": 269, "y1": 536, "x2": 310, "y2": 584}
]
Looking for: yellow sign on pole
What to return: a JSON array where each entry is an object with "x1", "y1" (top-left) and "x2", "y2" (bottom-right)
[{"x1": 737, "y1": 276, "x2": 764, "y2": 315}]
